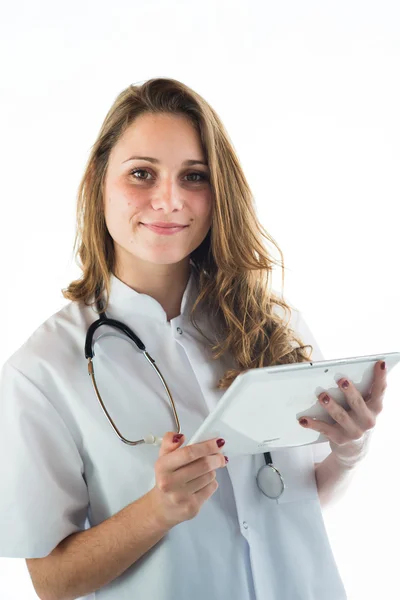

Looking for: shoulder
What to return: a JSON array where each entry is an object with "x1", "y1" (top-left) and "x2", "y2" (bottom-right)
[
  {"x1": 3, "y1": 299, "x2": 95, "y2": 380},
  {"x1": 270, "y1": 287, "x2": 301, "y2": 326},
  {"x1": 270, "y1": 288, "x2": 324, "y2": 361}
]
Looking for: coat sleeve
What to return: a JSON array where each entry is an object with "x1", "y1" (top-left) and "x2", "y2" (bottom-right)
[
  {"x1": 0, "y1": 360, "x2": 90, "y2": 558},
  {"x1": 287, "y1": 302, "x2": 332, "y2": 464}
]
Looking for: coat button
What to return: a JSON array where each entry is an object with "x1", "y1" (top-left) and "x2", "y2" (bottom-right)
[{"x1": 176, "y1": 327, "x2": 183, "y2": 335}]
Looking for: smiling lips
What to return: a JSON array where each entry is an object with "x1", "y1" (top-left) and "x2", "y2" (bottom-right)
[
  {"x1": 143, "y1": 221, "x2": 188, "y2": 227},
  {"x1": 140, "y1": 222, "x2": 189, "y2": 235}
]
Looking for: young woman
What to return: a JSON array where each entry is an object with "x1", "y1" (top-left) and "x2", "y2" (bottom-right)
[{"x1": 0, "y1": 77, "x2": 385, "y2": 600}]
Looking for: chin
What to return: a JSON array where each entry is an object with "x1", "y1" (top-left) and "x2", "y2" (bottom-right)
[{"x1": 140, "y1": 252, "x2": 191, "y2": 266}]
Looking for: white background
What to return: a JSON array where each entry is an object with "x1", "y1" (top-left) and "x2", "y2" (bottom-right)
[{"x1": 0, "y1": 1, "x2": 399, "y2": 598}]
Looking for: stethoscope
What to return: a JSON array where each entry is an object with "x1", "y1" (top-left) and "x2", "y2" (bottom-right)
[{"x1": 84, "y1": 290, "x2": 285, "y2": 500}]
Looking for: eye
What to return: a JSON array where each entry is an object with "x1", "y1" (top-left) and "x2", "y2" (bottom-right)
[
  {"x1": 129, "y1": 168, "x2": 209, "y2": 183},
  {"x1": 185, "y1": 172, "x2": 209, "y2": 183},
  {"x1": 130, "y1": 168, "x2": 151, "y2": 180}
]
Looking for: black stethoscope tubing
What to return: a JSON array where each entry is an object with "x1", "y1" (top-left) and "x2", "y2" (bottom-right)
[{"x1": 85, "y1": 290, "x2": 285, "y2": 500}]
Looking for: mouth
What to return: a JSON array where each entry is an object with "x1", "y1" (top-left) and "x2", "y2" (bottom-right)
[{"x1": 140, "y1": 223, "x2": 189, "y2": 235}]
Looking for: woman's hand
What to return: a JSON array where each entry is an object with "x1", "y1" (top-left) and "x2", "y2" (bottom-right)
[
  {"x1": 151, "y1": 432, "x2": 228, "y2": 529},
  {"x1": 298, "y1": 360, "x2": 387, "y2": 467}
]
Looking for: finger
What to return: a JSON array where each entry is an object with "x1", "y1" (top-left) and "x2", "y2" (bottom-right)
[
  {"x1": 186, "y1": 470, "x2": 219, "y2": 495},
  {"x1": 320, "y1": 375, "x2": 376, "y2": 432},
  {"x1": 317, "y1": 392, "x2": 367, "y2": 439},
  {"x1": 364, "y1": 360, "x2": 387, "y2": 415},
  {"x1": 158, "y1": 431, "x2": 185, "y2": 458},
  {"x1": 298, "y1": 416, "x2": 350, "y2": 445},
  {"x1": 162, "y1": 437, "x2": 226, "y2": 472},
  {"x1": 175, "y1": 452, "x2": 227, "y2": 488}
]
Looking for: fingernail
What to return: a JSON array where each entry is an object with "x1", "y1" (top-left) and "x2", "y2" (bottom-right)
[
  {"x1": 299, "y1": 418, "x2": 308, "y2": 426},
  {"x1": 321, "y1": 394, "x2": 330, "y2": 404},
  {"x1": 217, "y1": 438, "x2": 225, "y2": 448},
  {"x1": 381, "y1": 361, "x2": 386, "y2": 370},
  {"x1": 224, "y1": 456, "x2": 229, "y2": 463},
  {"x1": 173, "y1": 434, "x2": 184, "y2": 443},
  {"x1": 341, "y1": 380, "x2": 349, "y2": 389}
]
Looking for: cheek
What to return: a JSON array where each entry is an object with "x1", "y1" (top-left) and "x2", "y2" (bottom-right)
[
  {"x1": 199, "y1": 197, "x2": 213, "y2": 228},
  {"x1": 191, "y1": 191, "x2": 212, "y2": 218},
  {"x1": 104, "y1": 186, "x2": 146, "y2": 223}
]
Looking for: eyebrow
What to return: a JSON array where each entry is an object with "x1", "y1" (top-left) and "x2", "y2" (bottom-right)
[{"x1": 122, "y1": 155, "x2": 208, "y2": 167}]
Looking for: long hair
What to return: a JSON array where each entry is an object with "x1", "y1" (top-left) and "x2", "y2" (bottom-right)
[{"x1": 63, "y1": 77, "x2": 313, "y2": 389}]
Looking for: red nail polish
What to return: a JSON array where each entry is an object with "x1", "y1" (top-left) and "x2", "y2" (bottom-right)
[
  {"x1": 299, "y1": 418, "x2": 308, "y2": 426},
  {"x1": 342, "y1": 380, "x2": 349, "y2": 389},
  {"x1": 224, "y1": 456, "x2": 229, "y2": 463},
  {"x1": 173, "y1": 434, "x2": 184, "y2": 443},
  {"x1": 217, "y1": 438, "x2": 225, "y2": 448},
  {"x1": 381, "y1": 362, "x2": 386, "y2": 370}
]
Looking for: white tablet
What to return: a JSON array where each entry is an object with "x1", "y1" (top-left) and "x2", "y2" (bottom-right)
[{"x1": 187, "y1": 352, "x2": 400, "y2": 457}]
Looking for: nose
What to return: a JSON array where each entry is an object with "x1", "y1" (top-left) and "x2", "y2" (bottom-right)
[{"x1": 150, "y1": 179, "x2": 184, "y2": 212}]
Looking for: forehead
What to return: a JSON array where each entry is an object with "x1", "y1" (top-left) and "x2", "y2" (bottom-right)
[{"x1": 109, "y1": 113, "x2": 204, "y2": 164}]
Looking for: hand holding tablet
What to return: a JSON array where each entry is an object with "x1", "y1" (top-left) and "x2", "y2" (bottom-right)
[{"x1": 187, "y1": 352, "x2": 400, "y2": 458}]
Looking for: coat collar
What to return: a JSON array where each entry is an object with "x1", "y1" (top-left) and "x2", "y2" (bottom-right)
[{"x1": 105, "y1": 262, "x2": 199, "y2": 324}]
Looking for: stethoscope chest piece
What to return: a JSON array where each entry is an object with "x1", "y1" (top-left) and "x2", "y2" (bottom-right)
[{"x1": 256, "y1": 456, "x2": 285, "y2": 500}]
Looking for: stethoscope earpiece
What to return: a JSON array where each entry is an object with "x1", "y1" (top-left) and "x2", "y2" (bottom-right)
[{"x1": 143, "y1": 434, "x2": 163, "y2": 446}]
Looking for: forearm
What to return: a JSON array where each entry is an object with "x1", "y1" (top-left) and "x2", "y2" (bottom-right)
[
  {"x1": 314, "y1": 452, "x2": 357, "y2": 509},
  {"x1": 35, "y1": 488, "x2": 171, "y2": 600}
]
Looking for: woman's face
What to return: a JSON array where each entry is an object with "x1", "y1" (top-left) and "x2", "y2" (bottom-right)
[{"x1": 103, "y1": 112, "x2": 213, "y2": 272}]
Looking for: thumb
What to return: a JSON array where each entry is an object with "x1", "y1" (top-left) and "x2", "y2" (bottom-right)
[{"x1": 158, "y1": 431, "x2": 185, "y2": 458}]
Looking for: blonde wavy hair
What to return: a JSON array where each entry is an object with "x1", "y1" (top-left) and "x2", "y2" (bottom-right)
[{"x1": 63, "y1": 77, "x2": 313, "y2": 389}]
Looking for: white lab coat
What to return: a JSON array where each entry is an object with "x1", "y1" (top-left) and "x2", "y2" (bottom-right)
[{"x1": 0, "y1": 266, "x2": 347, "y2": 599}]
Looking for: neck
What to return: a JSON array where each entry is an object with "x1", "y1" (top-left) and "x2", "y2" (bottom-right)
[{"x1": 114, "y1": 259, "x2": 191, "y2": 322}]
